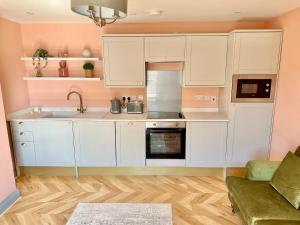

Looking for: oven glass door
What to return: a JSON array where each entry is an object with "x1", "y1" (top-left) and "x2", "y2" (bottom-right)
[{"x1": 146, "y1": 128, "x2": 186, "y2": 159}]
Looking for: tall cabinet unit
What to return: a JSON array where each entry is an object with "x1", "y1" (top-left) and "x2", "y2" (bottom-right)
[
  {"x1": 223, "y1": 30, "x2": 283, "y2": 167},
  {"x1": 103, "y1": 36, "x2": 145, "y2": 87}
]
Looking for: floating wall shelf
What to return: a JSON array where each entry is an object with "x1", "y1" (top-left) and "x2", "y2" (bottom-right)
[
  {"x1": 23, "y1": 77, "x2": 101, "y2": 81},
  {"x1": 21, "y1": 57, "x2": 101, "y2": 61}
]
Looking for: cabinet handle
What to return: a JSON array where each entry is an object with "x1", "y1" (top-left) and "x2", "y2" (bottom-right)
[
  {"x1": 18, "y1": 122, "x2": 24, "y2": 125},
  {"x1": 21, "y1": 143, "x2": 26, "y2": 146},
  {"x1": 128, "y1": 122, "x2": 133, "y2": 126},
  {"x1": 20, "y1": 132, "x2": 24, "y2": 136}
]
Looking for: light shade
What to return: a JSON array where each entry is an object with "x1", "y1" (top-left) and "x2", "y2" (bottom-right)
[{"x1": 71, "y1": 0, "x2": 127, "y2": 19}]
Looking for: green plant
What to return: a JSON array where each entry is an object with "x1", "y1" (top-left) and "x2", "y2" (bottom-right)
[
  {"x1": 83, "y1": 63, "x2": 94, "y2": 70},
  {"x1": 33, "y1": 48, "x2": 48, "y2": 58}
]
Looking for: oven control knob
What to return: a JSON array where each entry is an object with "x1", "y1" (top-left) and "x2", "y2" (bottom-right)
[
  {"x1": 265, "y1": 89, "x2": 269, "y2": 93},
  {"x1": 153, "y1": 123, "x2": 157, "y2": 127},
  {"x1": 266, "y1": 83, "x2": 270, "y2": 87}
]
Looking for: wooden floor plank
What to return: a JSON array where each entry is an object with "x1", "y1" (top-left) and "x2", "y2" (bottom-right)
[{"x1": 0, "y1": 176, "x2": 242, "y2": 225}]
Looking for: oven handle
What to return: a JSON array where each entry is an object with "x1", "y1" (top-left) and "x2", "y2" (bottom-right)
[{"x1": 146, "y1": 128, "x2": 186, "y2": 133}]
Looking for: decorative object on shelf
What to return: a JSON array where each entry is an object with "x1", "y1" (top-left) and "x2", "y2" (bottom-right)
[
  {"x1": 32, "y1": 48, "x2": 49, "y2": 77},
  {"x1": 33, "y1": 48, "x2": 49, "y2": 58},
  {"x1": 71, "y1": 0, "x2": 128, "y2": 27},
  {"x1": 82, "y1": 48, "x2": 92, "y2": 57},
  {"x1": 58, "y1": 60, "x2": 69, "y2": 77},
  {"x1": 83, "y1": 62, "x2": 94, "y2": 78}
]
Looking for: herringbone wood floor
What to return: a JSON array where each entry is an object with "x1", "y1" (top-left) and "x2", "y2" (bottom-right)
[{"x1": 0, "y1": 176, "x2": 242, "y2": 225}]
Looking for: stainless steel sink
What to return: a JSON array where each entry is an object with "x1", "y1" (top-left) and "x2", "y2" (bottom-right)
[{"x1": 49, "y1": 111, "x2": 81, "y2": 118}]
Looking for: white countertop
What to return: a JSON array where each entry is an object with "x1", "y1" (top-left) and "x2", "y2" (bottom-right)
[{"x1": 7, "y1": 109, "x2": 229, "y2": 122}]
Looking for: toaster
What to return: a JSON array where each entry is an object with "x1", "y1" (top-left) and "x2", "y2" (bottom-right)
[{"x1": 127, "y1": 101, "x2": 143, "y2": 114}]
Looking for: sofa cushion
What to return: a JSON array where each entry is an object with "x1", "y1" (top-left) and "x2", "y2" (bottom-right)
[
  {"x1": 226, "y1": 176, "x2": 300, "y2": 225},
  {"x1": 295, "y1": 146, "x2": 300, "y2": 157},
  {"x1": 246, "y1": 160, "x2": 280, "y2": 181},
  {"x1": 271, "y1": 151, "x2": 300, "y2": 209}
]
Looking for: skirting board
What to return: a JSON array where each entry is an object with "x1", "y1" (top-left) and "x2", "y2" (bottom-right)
[
  {"x1": 0, "y1": 190, "x2": 20, "y2": 215},
  {"x1": 19, "y1": 167, "x2": 246, "y2": 177},
  {"x1": 20, "y1": 167, "x2": 225, "y2": 177}
]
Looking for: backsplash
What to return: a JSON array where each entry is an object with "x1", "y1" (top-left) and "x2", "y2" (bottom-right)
[{"x1": 27, "y1": 80, "x2": 218, "y2": 109}]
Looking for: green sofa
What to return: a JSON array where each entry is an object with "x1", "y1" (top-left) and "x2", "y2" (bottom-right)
[{"x1": 226, "y1": 147, "x2": 300, "y2": 225}]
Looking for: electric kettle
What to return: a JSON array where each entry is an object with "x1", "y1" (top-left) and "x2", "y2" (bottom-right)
[{"x1": 110, "y1": 98, "x2": 121, "y2": 114}]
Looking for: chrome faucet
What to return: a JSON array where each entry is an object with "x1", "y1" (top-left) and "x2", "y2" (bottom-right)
[{"x1": 67, "y1": 91, "x2": 86, "y2": 113}]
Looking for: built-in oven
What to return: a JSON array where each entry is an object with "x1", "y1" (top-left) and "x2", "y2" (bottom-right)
[
  {"x1": 146, "y1": 122, "x2": 186, "y2": 159},
  {"x1": 231, "y1": 74, "x2": 277, "y2": 103}
]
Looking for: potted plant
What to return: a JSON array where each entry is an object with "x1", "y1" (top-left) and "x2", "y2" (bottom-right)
[{"x1": 83, "y1": 62, "x2": 94, "y2": 78}]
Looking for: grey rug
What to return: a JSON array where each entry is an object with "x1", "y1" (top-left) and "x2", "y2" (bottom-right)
[{"x1": 66, "y1": 203, "x2": 173, "y2": 225}]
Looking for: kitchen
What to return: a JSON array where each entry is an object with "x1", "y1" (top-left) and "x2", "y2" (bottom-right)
[
  {"x1": 2, "y1": 1, "x2": 300, "y2": 224},
  {"x1": 7, "y1": 29, "x2": 282, "y2": 176}
]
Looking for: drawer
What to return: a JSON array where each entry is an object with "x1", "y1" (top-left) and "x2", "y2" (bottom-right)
[
  {"x1": 11, "y1": 121, "x2": 34, "y2": 131},
  {"x1": 12, "y1": 131, "x2": 34, "y2": 142},
  {"x1": 14, "y1": 142, "x2": 35, "y2": 166}
]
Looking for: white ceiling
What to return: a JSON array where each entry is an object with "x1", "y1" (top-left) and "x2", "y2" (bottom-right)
[{"x1": 0, "y1": 0, "x2": 300, "y2": 23}]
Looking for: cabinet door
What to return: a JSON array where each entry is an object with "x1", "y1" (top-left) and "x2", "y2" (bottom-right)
[
  {"x1": 116, "y1": 121, "x2": 145, "y2": 167},
  {"x1": 233, "y1": 32, "x2": 282, "y2": 74},
  {"x1": 33, "y1": 121, "x2": 75, "y2": 166},
  {"x1": 14, "y1": 142, "x2": 35, "y2": 166},
  {"x1": 184, "y1": 35, "x2": 228, "y2": 86},
  {"x1": 186, "y1": 122, "x2": 228, "y2": 167},
  {"x1": 103, "y1": 37, "x2": 145, "y2": 87},
  {"x1": 145, "y1": 37, "x2": 186, "y2": 62},
  {"x1": 74, "y1": 121, "x2": 116, "y2": 167},
  {"x1": 228, "y1": 103, "x2": 274, "y2": 167}
]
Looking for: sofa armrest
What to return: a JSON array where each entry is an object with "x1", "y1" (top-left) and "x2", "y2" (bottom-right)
[{"x1": 246, "y1": 160, "x2": 281, "y2": 181}]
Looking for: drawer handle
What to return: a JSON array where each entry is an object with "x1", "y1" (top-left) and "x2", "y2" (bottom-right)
[
  {"x1": 18, "y1": 122, "x2": 24, "y2": 125},
  {"x1": 20, "y1": 132, "x2": 24, "y2": 136},
  {"x1": 21, "y1": 143, "x2": 26, "y2": 146},
  {"x1": 128, "y1": 122, "x2": 133, "y2": 126}
]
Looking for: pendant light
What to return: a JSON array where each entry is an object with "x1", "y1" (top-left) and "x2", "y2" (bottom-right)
[{"x1": 71, "y1": 0, "x2": 128, "y2": 27}]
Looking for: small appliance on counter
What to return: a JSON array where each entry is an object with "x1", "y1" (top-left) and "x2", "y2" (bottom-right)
[
  {"x1": 127, "y1": 101, "x2": 143, "y2": 114},
  {"x1": 110, "y1": 98, "x2": 121, "y2": 114}
]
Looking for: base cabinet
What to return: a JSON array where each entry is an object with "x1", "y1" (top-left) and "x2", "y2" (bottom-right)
[
  {"x1": 33, "y1": 121, "x2": 75, "y2": 166},
  {"x1": 186, "y1": 122, "x2": 228, "y2": 167},
  {"x1": 116, "y1": 121, "x2": 146, "y2": 167},
  {"x1": 74, "y1": 121, "x2": 116, "y2": 167},
  {"x1": 228, "y1": 103, "x2": 274, "y2": 167}
]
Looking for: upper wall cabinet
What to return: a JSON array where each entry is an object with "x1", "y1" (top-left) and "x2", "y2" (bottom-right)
[
  {"x1": 145, "y1": 36, "x2": 186, "y2": 62},
  {"x1": 184, "y1": 35, "x2": 228, "y2": 86},
  {"x1": 233, "y1": 32, "x2": 282, "y2": 74},
  {"x1": 103, "y1": 37, "x2": 145, "y2": 87}
]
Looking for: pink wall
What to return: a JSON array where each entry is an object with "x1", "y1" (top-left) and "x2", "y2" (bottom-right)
[
  {"x1": 0, "y1": 18, "x2": 29, "y2": 113},
  {"x1": 20, "y1": 21, "x2": 266, "y2": 108},
  {"x1": 0, "y1": 85, "x2": 17, "y2": 203},
  {"x1": 266, "y1": 8, "x2": 300, "y2": 160}
]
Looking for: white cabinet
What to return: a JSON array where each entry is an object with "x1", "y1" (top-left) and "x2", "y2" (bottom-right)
[
  {"x1": 145, "y1": 36, "x2": 186, "y2": 62},
  {"x1": 33, "y1": 121, "x2": 75, "y2": 167},
  {"x1": 228, "y1": 103, "x2": 274, "y2": 167},
  {"x1": 233, "y1": 32, "x2": 282, "y2": 74},
  {"x1": 184, "y1": 35, "x2": 228, "y2": 86},
  {"x1": 74, "y1": 121, "x2": 116, "y2": 167},
  {"x1": 186, "y1": 122, "x2": 228, "y2": 167},
  {"x1": 103, "y1": 37, "x2": 145, "y2": 87},
  {"x1": 116, "y1": 121, "x2": 145, "y2": 167}
]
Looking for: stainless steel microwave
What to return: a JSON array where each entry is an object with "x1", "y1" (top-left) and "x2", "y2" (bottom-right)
[{"x1": 231, "y1": 74, "x2": 277, "y2": 103}]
